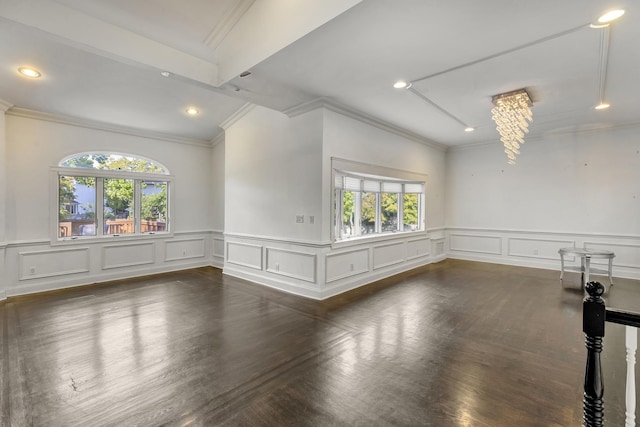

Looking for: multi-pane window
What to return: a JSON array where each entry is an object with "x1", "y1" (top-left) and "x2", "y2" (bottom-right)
[
  {"x1": 56, "y1": 153, "x2": 170, "y2": 240},
  {"x1": 59, "y1": 176, "x2": 96, "y2": 237},
  {"x1": 334, "y1": 171, "x2": 424, "y2": 240}
]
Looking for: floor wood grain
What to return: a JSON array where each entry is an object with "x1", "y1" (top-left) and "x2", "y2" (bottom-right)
[{"x1": 0, "y1": 259, "x2": 634, "y2": 426}]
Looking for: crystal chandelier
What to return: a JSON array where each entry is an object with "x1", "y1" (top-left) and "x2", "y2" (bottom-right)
[{"x1": 491, "y1": 89, "x2": 533, "y2": 165}]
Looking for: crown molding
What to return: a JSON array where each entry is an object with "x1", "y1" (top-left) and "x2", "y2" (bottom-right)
[
  {"x1": 6, "y1": 108, "x2": 213, "y2": 148},
  {"x1": 0, "y1": 99, "x2": 13, "y2": 112},
  {"x1": 211, "y1": 132, "x2": 225, "y2": 147},
  {"x1": 204, "y1": 0, "x2": 256, "y2": 49},
  {"x1": 219, "y1": 103, "x2": 255, "y2": 130},
  {"x1": 284, "y1": 97, "x2": 447, "y2": 152}
]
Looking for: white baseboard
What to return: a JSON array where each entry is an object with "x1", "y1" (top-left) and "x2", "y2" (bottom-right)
[{"x1": 6, "y1": 259, "x2": 210, "y2": 297}]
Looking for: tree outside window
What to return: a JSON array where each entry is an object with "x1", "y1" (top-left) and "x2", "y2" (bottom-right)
[{"x1": 57, "y1": 153, "x2": 169, "y2": 239}]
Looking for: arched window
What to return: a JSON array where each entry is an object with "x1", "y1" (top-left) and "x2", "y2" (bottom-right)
[
  {"x1": 60, "y1": 153, "x2": 169, "y2": 174},
  {"x1": 55, "y1": 153, "x2": 172, "y2": 240}
]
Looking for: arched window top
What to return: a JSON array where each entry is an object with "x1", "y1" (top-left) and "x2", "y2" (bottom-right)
[{"x1": 59, "y1": 152, "x2": 169, "y2": 174}]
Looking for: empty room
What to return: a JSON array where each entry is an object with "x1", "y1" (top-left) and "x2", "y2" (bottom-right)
[{"x1": 1, "y1": 1, "x2": 639, "y2": 425}]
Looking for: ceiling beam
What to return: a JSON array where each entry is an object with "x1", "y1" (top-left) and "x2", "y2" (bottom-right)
[
  {"x1": 0, "y1": 0, "x2": 219, "y2": 86},
  {"x1": 213, "y1": 0, "x2": 363, "y2": 84}
]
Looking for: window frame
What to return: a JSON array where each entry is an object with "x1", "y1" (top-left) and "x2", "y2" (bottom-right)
[
  {"x1": 332, "y1": 169, "x2": 426, "y2": 243},
  {"x1": 51, "y1": 166, "x2": 173, "y2": 244}
]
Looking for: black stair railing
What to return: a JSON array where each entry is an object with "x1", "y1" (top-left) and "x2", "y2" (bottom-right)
[{"x1": 583, "y1": 281, "x2": 640, "y2": 426}]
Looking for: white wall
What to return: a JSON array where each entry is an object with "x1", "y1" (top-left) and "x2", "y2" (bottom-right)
[
  {"x1": 211, "y1": 138, "x2": 225, "y2": 267},
  {"x1": 322, "y1": 109, "x2": 447, "y2": 233},
  {"x1": 445, "y1": 125, "x2": 640, "y2": 278},
  {"x1": 0, "y1": 109, "x2": 6, "y2": 299},
  {"x1": 3, "y1": 115, "x2": 216, "y2": 296},
  {"x1": 223, "y1": 105, "x2": 447, "y2": 299},
  {"x1": 6, "y1": 116, "x2": 213, "y2": 240},
  {"x1": 224, "y1": 106, "x2": 324, "y2": 242}
]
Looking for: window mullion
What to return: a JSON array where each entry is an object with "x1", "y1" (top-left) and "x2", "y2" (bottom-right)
[
  {"x1": 354, "y1": 191, "x2": 362, "y2": 236},
  {"x1": 421, "y1": 193, "x2": 425, "y2": 230},
  {"x1": 375, "y1": 193, "x2": 381, "y2": 234},
  {"x1": 96, "y1": 178, "x2": 104, "y2": 237},
  {"x1": 134, "y1": 180, "x2": 141, "y2": 234},
  {"x1": 398, "y1": 187, "x2": 404, "y2": 232}
]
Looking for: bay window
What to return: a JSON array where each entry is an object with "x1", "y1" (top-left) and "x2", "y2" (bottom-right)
[{"x1": 334, "y1": 170, "x2": 425, "y2": 241}]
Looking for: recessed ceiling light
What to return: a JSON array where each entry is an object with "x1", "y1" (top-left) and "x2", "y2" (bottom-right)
[
  {"x1": 393, "y1": 80, "x2": 412, "y2": 89},
  {"x1": 464, "y1": 127, "x2": 475, "y2": 132},
  {"x1": 598, "y1": 9, "x2": 625, "y2": 23},
  {"x1": 595, "y1": 102, "x2": 610, "y2": 110},
  {"x1": 186, "y1": 107, "x2": 200, "y2": 116},
  {"x1": 160, "y1": 71, "x2": 172, "y2": 77},
  {"x1": 18, "y1": 67, "x2": 41, "y2": 78}
]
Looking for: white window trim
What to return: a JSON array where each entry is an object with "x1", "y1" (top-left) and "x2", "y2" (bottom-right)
[
  {"x1": 332, "y1": 169, "x2": 426, "y2": 243},
  {"x1": 51, "y1": 167, "x2": 174, "y2": 245}
]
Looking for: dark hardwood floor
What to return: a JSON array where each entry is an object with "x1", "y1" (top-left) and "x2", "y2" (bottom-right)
[{"x1": 0, "y1": 259, "x2": 634, "y2": 426}]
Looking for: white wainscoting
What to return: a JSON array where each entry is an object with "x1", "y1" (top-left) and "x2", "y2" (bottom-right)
[
  {"x1": 19, "y1": 247, "x2": 90, "y2": 280},
  {"x1": 212, "y1": 233, "x2": 225, "y2": 268},
  {"x1": 4, "y1": 231, "x2": 214, "y2": 297},
  {"x1": 102, "y1": 242, "x2": 155, "y2": 270},
  {"x1": 407, "y1": 237, "x2": 431, "y2": 261},
  {"x1": 226, "y1": 241, "x2": 263, "y2": 270},
  {"x1": 584, "y1": 241, "x2": 640, "y2": 269},
  {"x1": 446, "y1": 227, "x2": 640, "y2": 281},
  {"x1": 326, "y1": 248, "x2": 369, "y2": 283},
  {"x1": 507, "y1": 237, "x2": 575, "y2": 261},
  {"x1": 0, "y1": 246, "x2": 6, "y2": 301},
  {"x1": 165, "y1": 238, "x2": 206, "y2": 262},
  {"x1": 224, "y1": 231, "x2": 440, "y2": 300},
  {"x1": 373, "y1": 241, "x2": 405, "y2": 270},
  {"x1": 265, "y1": 247, "x2": 316, "y2": 283},
  {"x1": 449, "y1": 233, "x2": 502, "y2": 255}
]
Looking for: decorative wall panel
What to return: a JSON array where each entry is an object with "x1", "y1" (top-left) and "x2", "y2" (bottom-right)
[
  {"x1": 213, "y1": 237, "x2": 225, "y2": 259},
  {"x1": 449, "y1": 233, "x2": 502, "y2": 255},
  {"x1": 508, "y1": 237, "x2": 575, "y2": 261},
  {"x1": 165, "y1": 238, "x2": 205, "y2": 261},
  {"x1": 226, "y1": 241, "x2": 263, "y2": 270},
  {"x1": 19, "y1": 247, "x2": 89, "y2": 280},
  {"x1": 266, "y1": 247, "x2": 316, "y2": 283},
  {"x1": 326, "y1": 248, "x2": 369, "y2": 283},
  {"x1": 407, "y1": 237, "x2": 430, "y2": 260},
  {"x1": 102, "y1": 242, "x2": 155, "y2": 270},
  {"x1": 584, "y1": 241, "x2": 640, "y2": 269},
  {"x1": 373, "y1": 241, "x2": 405, "y2": 270}
]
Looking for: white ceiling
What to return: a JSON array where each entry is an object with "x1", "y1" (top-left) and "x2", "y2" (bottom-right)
[{"x1": 1, "y1": 0, "x2": 639, "y2": 147}]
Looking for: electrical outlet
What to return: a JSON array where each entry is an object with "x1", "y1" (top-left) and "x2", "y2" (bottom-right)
[
  {"x1": 296, "y1": 215, "x2": 304, "y2": 223},
  {"x1": 309, "y1": 216, "x2": 314, "y2": 224},
  {"x1": 533, "y1": 249, "x2": 539, "y2": 255}
]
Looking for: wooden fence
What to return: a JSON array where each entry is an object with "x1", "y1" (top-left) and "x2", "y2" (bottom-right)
[{"x1": 59, "y1": 219, "x2": 166, "y2": 237}]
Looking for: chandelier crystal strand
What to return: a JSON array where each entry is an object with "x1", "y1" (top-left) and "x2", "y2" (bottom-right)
[{"x1": 491, "y1": 89, "x2": 533, "y2": 165}]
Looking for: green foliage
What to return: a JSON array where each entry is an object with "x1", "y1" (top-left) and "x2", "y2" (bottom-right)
[
  {"x1": 58, "y1": 176, "x2": 76, "y2": 220},
  {"x1": 342, "y1": 191, "x2": 354, "y2": 226},
  {"x1": 101, "y1": 157, "x2": 164, "y2": 173},
  {"x1": 104, "y1": 178, "x2": 133, "y2": 218},
  {"x1": 99, "y1": 158, "x2": 164, "y2": 219},
  {"x1": 361, "y1": 192, "x2": 376, "y2": 228},
  {"x1": 381, "y1": 193, "x2": 398, "y2": 221},
  {"x1": 81, "y1": 204, "x2": 95, "y2": 219},
  {"x1": 403, "y1": 194, "x2": 419, "y2": 226},
  {"x1": 141, "y1": 184, "x2": 167, "y2": 220}
]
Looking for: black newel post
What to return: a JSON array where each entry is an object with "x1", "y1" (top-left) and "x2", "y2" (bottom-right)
[{"x1": 583, "y1": 281, "x2": 606, "y2": 427}]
